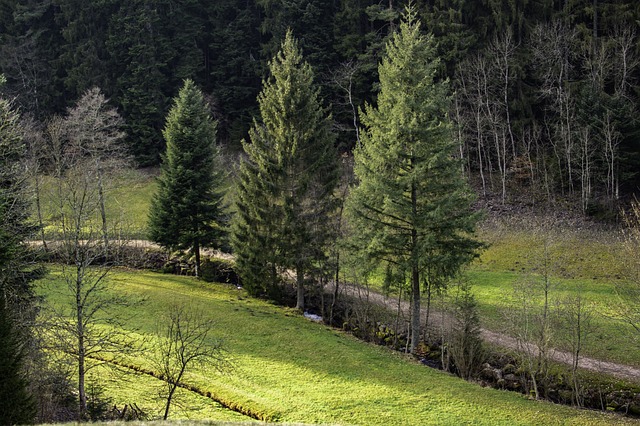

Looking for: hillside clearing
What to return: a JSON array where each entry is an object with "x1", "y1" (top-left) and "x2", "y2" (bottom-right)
[{"x1": 36, "y1": 268, "x2": 638, "y2": 425}]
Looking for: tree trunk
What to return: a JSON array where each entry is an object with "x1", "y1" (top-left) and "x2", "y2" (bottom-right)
[
  {"x1": 34, "y1": 173, "x2": 48, "y2": 252},
  {"x1": 410, "y1": 179, "x2": 421, "y2": 353},
  {"x1": 410, "y1": 262, "x2": 420, "y2": 353},
  {"x1": 76, "y1": 264, "x2": 86, "y2": 417},
  {"x1": 394, "y1": 285, "x2": 403, "y2": 348},
  {"x1": 163, "y1": 385, "x2": 176, "y2": 420},
  {"x1": 330, "y1": 251, "x2": 339, "y2": 325},
  {"x1": 97, "y1": 168, "x2": 108, "y2": 251},
  {"x1": 296, "y1": 264, "x2": 304, "y2": 311},
  {"x1": 194, "y1": 238, "x2": 201, "y2": 278},
  {"x1": 423, "y1": 279, "x2": 432, "y2": 342},
  {"x1": 163, "y1": 371, "x2": 182, "y2": 420}
]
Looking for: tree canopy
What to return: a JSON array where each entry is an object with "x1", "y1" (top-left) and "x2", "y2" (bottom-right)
[
  {"x1": 232, "y1": 31, "x2": 338, "y2": 309},
  {"x1": 347, "y1": 7, "x2": 482, "y2": 352},
  {"x1": 1, "y1": 0, "x2": 639, "y2": 210},
  {"x1": 0, "y1": 95, "x2": 36, "y2": 424},
  {"x1": 148, "y1": 79, "x2": 226, "y2": 277}
]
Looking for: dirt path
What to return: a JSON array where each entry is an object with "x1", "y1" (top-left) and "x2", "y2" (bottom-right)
[
  {"x1": 335, "y1": 281, "x2": 640, "y2": 383},
  {"x1": 480, "y1": 329, "x2": 640, "y2": 382}
]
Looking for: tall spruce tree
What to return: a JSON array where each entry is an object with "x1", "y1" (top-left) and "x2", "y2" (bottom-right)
[
  {"x1": 346, "y1": 7, "x2": 482, "y2": 353},
  {"x1": 0, "y1": 297, "x2": 34, "y2": 425},
  {"x1": 232, "y1": 31, "x2": 338, "y2": 310},
  {"x1": 0, "y1": 94, "x2": 36, "y2": 424},
  {"x1": 148, "y1": 79, "x2": 225, "y2": 277}
]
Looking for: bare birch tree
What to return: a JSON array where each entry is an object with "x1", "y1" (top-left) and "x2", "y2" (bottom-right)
[{"x1": 531, "y1": 21, "x2": 578, "y2": 196}]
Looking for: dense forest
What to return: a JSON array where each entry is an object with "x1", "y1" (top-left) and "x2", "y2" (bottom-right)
[
  {"x1": 3, "y1": 2, "x2": 640, "y2": 423},
  {"x1": 1, "y1": 0, "x2": 639, "y2": 214}
]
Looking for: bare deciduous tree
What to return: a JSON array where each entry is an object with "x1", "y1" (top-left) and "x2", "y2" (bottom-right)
[
  {"x1": 616, "y1": 198, "x2": 640, "y2": 344},
  {"x1": 42, "y1": 88, "x2": 138, "y2": 418},
  {"x1": 556, "y1": 291, "x2": 595, "y2": 407},
  {"x1": 502, "y1": 223, "x2": 566, "y2": 399},
  {"x1": 154, "y1": 304, "x2": 228, "y2": 420},
  {"x1": 64, "y1": 87, "x2": 128, "y2": 249},
  {"x1": 446, "y1": 281, "x2": 485, "y2": 380},
  {"x1": 455, "y1": 29, "x2": 518, "y2": 203},
  {"x1": 531, "y1": 20, "x2": 578, "y2": 196}
]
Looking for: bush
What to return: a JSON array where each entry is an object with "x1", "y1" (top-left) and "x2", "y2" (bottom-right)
[{"x1": 200, "y1": 258, "x2": 239, "y2": 285}]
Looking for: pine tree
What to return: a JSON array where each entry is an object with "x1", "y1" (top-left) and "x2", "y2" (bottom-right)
[
  {"x1": 346, "y1": 7, "x2": 482, "y2": 353},
  {"x1": 0, "y1": 0, "x2": 64, "y2": 117},
  {"x1": 206, "y1": 0, "x2": 262, "y2": 146},
  {"x1": 0, "y1": 96, "x2": 36, "y2": 424},
  {"x1": 232, "y1": 31, "x2": 338, "y2": 310},
  {"x1": 0, "y1": 296, "x2": 35, "y2": 425},
  {"x1": 148, "y1": 79, "x2": 225, "y2": 277},
  {"x1": 107, "y1": 0, "x2": 168, "y2": 166},
  {"x1": 0, "y1": 96, "x2": 38, "y2": 307},
  {"x1": 55, "y1": 0, "x2": 115, "y2": 102},
  {"x1": 257, "y1": 0, "x2": 336, "y2": 73}
]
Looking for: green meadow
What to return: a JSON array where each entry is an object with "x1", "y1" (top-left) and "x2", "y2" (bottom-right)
[
  {"x1": 35, "y1": 168, "x2": 640, "y2": 367},
  {"x1": 32, "y1": 169, "x2": 640, "y2": 424},
  {"x1": 359, "y1": 219, "x2": 638, "y2": 367},
  {"x1": 35, "y1": 168, "x2": 157, "y2": 239},
  {"x1": 36, "y1": 268, "x2": 637, "y2": 425},
  {"x1": 471, "y1": 222, "x2": 638, "y2": 366}
]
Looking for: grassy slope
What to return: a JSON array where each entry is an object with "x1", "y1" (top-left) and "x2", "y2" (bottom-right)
[
  {"x1": 37, "y1": 168, "x2": 638, "y2": 366},
  {"x1": 108, "y1": 168, "x2": 158, "y2": 235},
  {"x1": 36, "y1": 168, "x2": 157, "y2": 239},
  {"x1": 471, "y1": 223, "x2": 637, "y2": 366},
  {"x1": 36, "y1": 269, "x2": 636, "y2": 425},
  {"x1": 361, "y1": 221, "x2": 638, "y2": 367}
]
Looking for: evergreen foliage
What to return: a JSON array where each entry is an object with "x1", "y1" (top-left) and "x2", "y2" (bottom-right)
[
  {"x1": 206, "y1": 0, "x2": 262, "y2": 147},
  {"x1": 106, "y1": 0, "x2": 167, "y2": 166},
  {"x1": 0, "y1": 97, "x2": 38, "y2": 309},
  {"x1": 347, "y1": 7, "x2": 482, "y2": 353},
  {"x1": 257, "y1": 0, "x2": 336, "y2": 72},
  {"x1": 1, "y1": 0, "x2": 639, "y2": 207},
  {"x1": 0, "y1": 96, "x2": 36, "y2": 424},
  {"x1": 232, "y1": 31, "x2": 338, "y2": 309},
  {"x1": 148, "y1": 79, "x2": 226, "y2": 277},
  {"x1": 55, "y1": 0, "x2": 115, "y2": 100},
  {"x1": 0, "y1": 296, "x2": 35, "y2": 425},
  {"x1": 0, "y1": 0, "x2": 63, "y2": 117}
]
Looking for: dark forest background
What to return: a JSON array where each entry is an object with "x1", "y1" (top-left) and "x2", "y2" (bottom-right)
[{"x1": 1, "y1": 0, "x2": 639, "y2": 215}]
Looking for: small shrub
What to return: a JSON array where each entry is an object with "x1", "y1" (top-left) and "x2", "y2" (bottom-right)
[{"x1": 200, "y1": 258, "x2": 239, "y2": 284}]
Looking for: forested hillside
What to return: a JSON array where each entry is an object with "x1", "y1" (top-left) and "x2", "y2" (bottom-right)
[
  {"x1": 1, "y1": 0, "x2": 639, "y2": 212},
  {"x1": 3, "y1": 3, "x2": 640, "y2": 422}
]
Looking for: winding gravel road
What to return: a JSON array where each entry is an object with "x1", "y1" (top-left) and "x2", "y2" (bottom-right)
[{"x1": 334, "y1": 280, "x2": 640, "y2": 382}]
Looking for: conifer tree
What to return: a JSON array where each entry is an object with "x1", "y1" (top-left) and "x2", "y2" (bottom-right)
[
  {"x1": 107, "y1": 0, "x2": 168, "y2": 166},
  {"x1": 0, "y1": 95, "x2": 36, "y2": 424},
  {"x1": 0, "y1": 296, "x2": 35, "y2": 425},
  {"x1": 148, "y1": 79, "x2": 225, "y2": 277},
  {"x1": 346, "y1": 7, "x2": 482, "y2": 353},
  {"x1": 232, "y1": 31, "x2": 338, "y2": 310}
]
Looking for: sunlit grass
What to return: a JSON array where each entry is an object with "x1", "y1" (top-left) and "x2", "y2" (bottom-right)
[
  {"x1": 33, "y1": 168, "x2": 157, "y2": 240},
  {"x1": 471, "y1": 221, "x2": 637, "y2": 366},
  {"x1": 35, "y1": 268, "x2": 636, "y2": 425},
  {"x1": 85, "y1": 364, "x2": 250, "y2": 422}
]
